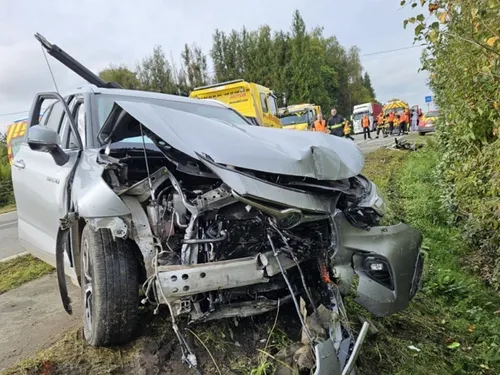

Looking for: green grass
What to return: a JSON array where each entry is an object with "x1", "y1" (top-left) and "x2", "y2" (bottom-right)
[
  {"x1": 0, "y1": 203, "x2": 16, "y2": 214},
  {"x1": 356, "y1": 143, "x2": 500, "y2": 375},
  {"x1": 0, "y1": 254, "x2": 54, "y2": 294}
]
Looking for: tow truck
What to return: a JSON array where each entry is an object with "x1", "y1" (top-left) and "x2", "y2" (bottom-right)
[
  {"x1": 278, "y1": 103, "x2": 321, "y2": 131},
  {"x1": 189, "y1": 80, "x2": 282, "y2": 128}
]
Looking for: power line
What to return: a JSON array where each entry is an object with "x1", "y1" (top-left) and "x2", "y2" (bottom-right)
[{"x1": 361, "y1": 44, "x2": 426, "y2": 57}]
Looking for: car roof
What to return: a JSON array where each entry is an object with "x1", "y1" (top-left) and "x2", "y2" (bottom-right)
[{"x1": 72, "y1": 85, "x2": 228, "y2": 108}]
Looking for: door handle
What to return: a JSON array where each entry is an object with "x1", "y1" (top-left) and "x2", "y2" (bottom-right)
[{"x1": 13, "y1": 160, "x2": 25, "y2": 169}]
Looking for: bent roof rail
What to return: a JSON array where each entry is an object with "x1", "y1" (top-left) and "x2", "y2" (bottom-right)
[{"x1": 34, "y1": 32, "x2": 122, "y2": 89}]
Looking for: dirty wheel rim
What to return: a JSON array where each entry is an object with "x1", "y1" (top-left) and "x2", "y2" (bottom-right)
[{"x1": 82, "y1": 238, "x2": 93, "y2": 337}]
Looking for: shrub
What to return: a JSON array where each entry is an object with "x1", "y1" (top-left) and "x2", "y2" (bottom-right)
[{"x1": 403, "y1": 0, "x2": 500, "y2": 289}]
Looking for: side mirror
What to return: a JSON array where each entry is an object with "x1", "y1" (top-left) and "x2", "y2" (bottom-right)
[{"x1": 28, "y1": 125, "x2": 69, "y2": 166}]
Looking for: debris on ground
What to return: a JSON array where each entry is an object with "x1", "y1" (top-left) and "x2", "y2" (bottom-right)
[
  {"x1": 407, "y1": 345, "x2": 421, "y2": 352},
  {"x1": 386, "y1": 137, "x2": 424, "y2": 151},
  {"x1": 273, "y1": 299, "x2": 336, "y2": 375}
]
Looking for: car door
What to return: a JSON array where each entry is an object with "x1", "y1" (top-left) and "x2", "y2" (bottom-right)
[{"x1": 11, "y1": 93, "x2": 83, "y2": 266}]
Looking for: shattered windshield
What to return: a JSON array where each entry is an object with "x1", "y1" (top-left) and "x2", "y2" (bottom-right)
[{"x1": 96, "y1": 95, "x2": 252, "y2": 134}]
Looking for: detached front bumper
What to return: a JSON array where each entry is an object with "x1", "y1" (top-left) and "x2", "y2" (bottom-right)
[{"x1": 332, "y1": 213, "x2": 424, "y2": 317}]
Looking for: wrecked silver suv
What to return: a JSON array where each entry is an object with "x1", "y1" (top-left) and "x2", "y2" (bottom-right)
[{"x1": 11, "y1": 34, "x2": 424, "y2": 374}]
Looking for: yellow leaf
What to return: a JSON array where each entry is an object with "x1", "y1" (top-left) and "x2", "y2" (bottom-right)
[
  {"x1": 486, "y1": 36, "x2": 499, "y2": 47},
  {"x1": 429, "y1": 2, "x2": 439, "y2": 12},
  {"x1": 438, "y1": 11, "x2": 447, "y2": 23}
]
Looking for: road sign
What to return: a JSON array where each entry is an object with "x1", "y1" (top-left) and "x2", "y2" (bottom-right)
[{"x1": 425, "y1": 96, "x2": 432, "y2": 103}]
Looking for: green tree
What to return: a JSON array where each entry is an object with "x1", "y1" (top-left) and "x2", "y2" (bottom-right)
[
  {"x1": 98, "y1": 64, "x2": 140, "y2": 89},
  {"x1": 207, "y1": 9, "x2": 373, "y2": 117},
  {"x1": 362, "y1": 72, "x2": 376, "y2": 100},
  {"x1": 137, "y1": 46, "x2": 177, "y2": 94},
  {"x1": 344, "y1": 47, "x2": 372, "y2": 113},
  {"x1": 180, "y1": 43, "x2": 209, "y2": 91},
  {"x1": 211, "y1": 29, "x2": 227, "y2": 82}
]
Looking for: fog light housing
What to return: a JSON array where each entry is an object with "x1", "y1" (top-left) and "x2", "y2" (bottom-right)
[
  {"x1": 365, "y1": 256, "x2": 394, "y2": 290},
  {"x1": 369, "y1": 262, "x2": 384, "y2": 271}
]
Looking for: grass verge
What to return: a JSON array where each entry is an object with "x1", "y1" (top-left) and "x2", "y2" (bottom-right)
[
  {"x1": 0, "y1": 254, "x2": 54, "y2": 294},
  {"x1": 2, "y1": 142, "x2": 499, "y2": 375},
  {"x1": 357, "y1": 144, "x2": 500, "y2": 375},
  {"x1": 0, "y1": 204, "x2": 16, "y2": 214}
]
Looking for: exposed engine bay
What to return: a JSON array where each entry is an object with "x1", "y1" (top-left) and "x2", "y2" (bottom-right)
[{"x1": 98, "y1": 139, "x2": 386, "y2": 323}]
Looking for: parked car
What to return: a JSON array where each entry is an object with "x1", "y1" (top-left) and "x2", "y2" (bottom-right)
[
  {"x1": 418, "y1": 110, "x2": 439, "y2": 135},
  {"x1": 11, "y1": 33, "x2": 425, "y2": 375}
]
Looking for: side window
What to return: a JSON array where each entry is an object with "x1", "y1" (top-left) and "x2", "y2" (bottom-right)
[
  {"x1": 67, "y1": 102, "x2": 85, "y2": 149},
  {"x1": 260, "y1": 93, "x2": 268, "y2": 113},
  {"x1": 45, "y1": 101, "x2": 65, "y2": 133},
  {"x1": 267, "y1": 96, "x2": 278, "y2": 116},
  {"x1": 39, "y1": 104, "x2": 54, "y2": 126}
]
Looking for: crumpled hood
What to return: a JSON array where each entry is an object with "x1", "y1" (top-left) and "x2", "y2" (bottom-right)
[{"x1": 106, "y1": 100, "x2": 365, "y2": 181}]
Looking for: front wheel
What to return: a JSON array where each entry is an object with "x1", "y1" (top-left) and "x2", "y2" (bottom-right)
[
  {"x1": 81, "y1": 225, "x2": 140, "y2": 346},
  {"x1": 419, "y1": 132, "x2": 426, "y2": 136}
]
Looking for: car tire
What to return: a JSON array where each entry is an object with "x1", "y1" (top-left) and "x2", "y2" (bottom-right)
[
  {"x1": 80, "y1": 225, "x2": 139, "y2": 346},
  {"x1": 419, "y1": 132, "x2": 425, "y2": 136}
]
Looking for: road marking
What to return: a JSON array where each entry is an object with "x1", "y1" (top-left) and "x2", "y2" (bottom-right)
[{"x1": 0, "y1": 221, "x2": 17, "y2": 229}]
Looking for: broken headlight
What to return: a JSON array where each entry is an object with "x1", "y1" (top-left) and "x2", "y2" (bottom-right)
[
  {"x1": 344, "y1": 179, "x2": 387, "y2": 229},
  {"x1": 359, "y1": 181, "x2": 387, "y2": 217}
]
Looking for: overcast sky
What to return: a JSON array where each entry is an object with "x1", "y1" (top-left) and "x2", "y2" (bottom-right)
[{"x1": 0, "y1": 0, "x2": 432, "y2": 132}]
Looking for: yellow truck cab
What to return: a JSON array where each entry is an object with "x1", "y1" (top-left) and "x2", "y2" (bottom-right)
[
  {"x1": 5, "y1": 119, "x2": 27, "y2": 165},
  {"x1": 189, "y1": 79, "x2": 282, "y2": 128},
  {"x1": 278, "y1": 103, "x2": 321, "y2": 131}
]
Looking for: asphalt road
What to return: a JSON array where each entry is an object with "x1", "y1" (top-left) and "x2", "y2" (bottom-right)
[
  {"x1": 0, "y1": 132, "x2": 398, "y2": 261},
  {"x1": 0, "y1": 211, "x2": 21, "y2": 261}
]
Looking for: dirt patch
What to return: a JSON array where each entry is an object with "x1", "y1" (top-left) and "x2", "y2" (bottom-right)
[{"x1": 2, "y1": 304, "x2": 303, "y2": 375}]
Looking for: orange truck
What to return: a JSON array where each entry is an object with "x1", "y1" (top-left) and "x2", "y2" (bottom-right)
[{"x1": 5, "y1": 119, "x2": 27, "y2": 165}]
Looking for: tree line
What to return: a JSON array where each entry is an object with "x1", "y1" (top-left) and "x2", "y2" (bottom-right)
[{"x1": 99, "y1": 10, "x2": 376, "y2": 116}]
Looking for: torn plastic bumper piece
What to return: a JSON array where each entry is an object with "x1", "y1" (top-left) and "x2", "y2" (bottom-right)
[
  {"x1": 313, "y1": 321, "x2": 370, "y2": 375},
  {"x1": 332, "y1": 212, "x2": 424, "y2": 317}
]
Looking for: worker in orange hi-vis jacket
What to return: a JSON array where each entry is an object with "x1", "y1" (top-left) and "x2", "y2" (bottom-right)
[{"x1": 313, "y1": 113, "x2": 328, "y2": 133}]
